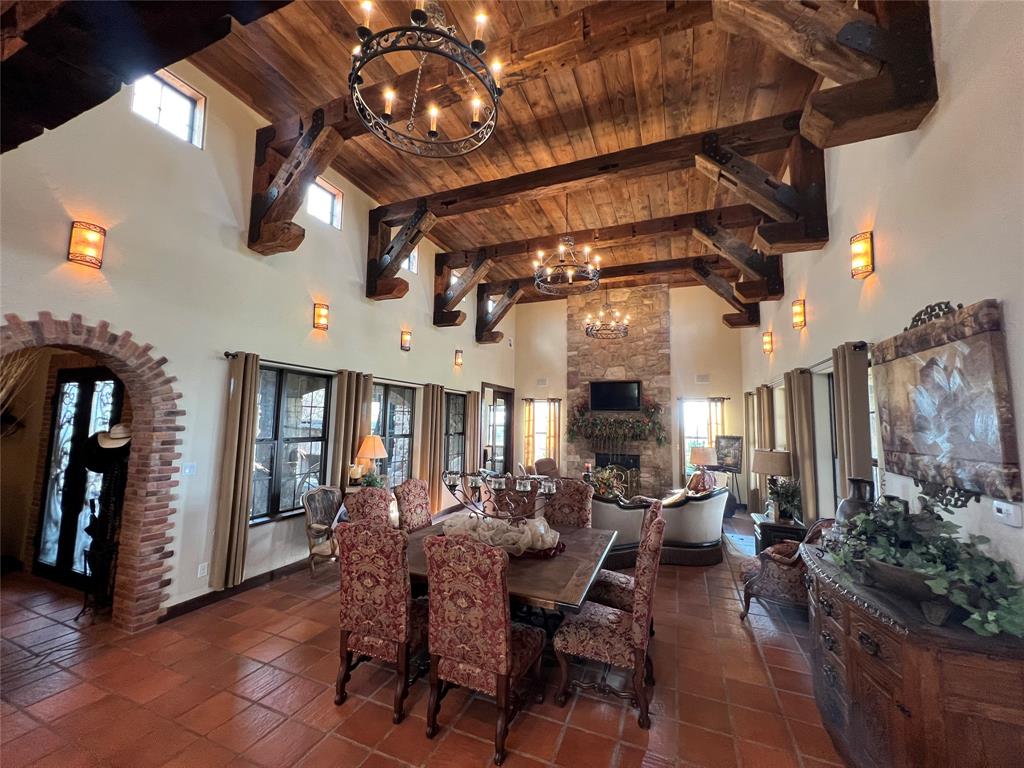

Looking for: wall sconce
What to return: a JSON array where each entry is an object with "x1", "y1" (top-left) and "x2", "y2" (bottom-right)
[
  {"x1": 400, "y1": 329, "x2": 412, "y2": 351},
  {"x1": 67, "y1": 221, "x2": 106, "y2": 269},
  {"x1": 762, "y1": 331, "x2": 774, "y2": 355},
  {"x1": 454, "y1": 349, "x2": 464, "y2": 367},
  {"x1": 791, "y1": 299, "x2": 806, "y2": 329},
  {"x1": 850, "y1": 231, "x2": 874, "y2": 279},
  {"x1": 312, "y1": 303, "x2": 329, "y2": 330}
]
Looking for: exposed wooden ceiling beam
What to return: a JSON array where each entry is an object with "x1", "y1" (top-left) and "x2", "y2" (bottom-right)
[
  {"x1": 437, "y1": 204, "x2": 762, "y2": 268},
  {"x1": 712, "y1": 0, "x2": 882, "y2": 85},
  {"x1": 376, "y1": 111, "x2": 802, "y2": 226},
  {"x1": 262, "y1": 1, "x2": 713, "y2": 154}
]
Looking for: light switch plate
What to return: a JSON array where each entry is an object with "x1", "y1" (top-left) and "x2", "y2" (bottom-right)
[
  {"x1": 993, "y1": 500, "x2": 1022, "y2": 528},
  {"x1": 197, "y1": 562, "x2": 209, "y2": 578},
  {"x1": 182, "y1": 463, "x2": 197, "y2": 477}
]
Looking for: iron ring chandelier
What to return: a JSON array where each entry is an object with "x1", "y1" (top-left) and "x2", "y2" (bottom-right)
[{"x1": 349, "y1": 3, "x2": 502, "y2": 159}]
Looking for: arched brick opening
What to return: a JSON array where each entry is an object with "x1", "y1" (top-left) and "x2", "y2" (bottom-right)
[{"x1": 1, "y1": 312, "x2": 183, "y2": 632}]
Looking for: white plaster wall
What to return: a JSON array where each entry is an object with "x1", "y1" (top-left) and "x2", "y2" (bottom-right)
[
  {"x1": 0, "y1": 61, "x2": 514, "y2": 605},
  {"x1": 669, "y1": 287, "x2": 746, "y2": 494},
  {"x1": 513, "y1": 301, "x2": 568, "y2": 469},
  {"x1": 739, "y1": 0, "x2": 1024, "y2": 573}
]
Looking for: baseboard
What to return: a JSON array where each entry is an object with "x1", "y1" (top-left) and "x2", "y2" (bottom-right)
[
  {"x1": 159, "y1": 558, "x2": 309, "y2": 622},
  {"x1": 662, "y1": 542, "x2": 723, "y2": 566}
]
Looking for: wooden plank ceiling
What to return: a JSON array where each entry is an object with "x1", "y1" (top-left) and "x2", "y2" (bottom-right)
[{"x1": 190, "y1": 0, "x2": 818, "y2": 288}]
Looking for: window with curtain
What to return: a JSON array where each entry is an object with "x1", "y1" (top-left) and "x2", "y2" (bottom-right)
[
  {"x1": 533, "y1": 400, "x2": 550, "y2": 460},
  {"x1": 773, "y1": 385, "x2": 788, "y2": 450},
  {"x1": 523, "y1": 399, "x2": 560, "y2": 466},
  {"x1": 444, "y1": 392, "x2": 466, "y2": 473},
  {"x1": 867, "y1": 367, "x2": 882, "y2": 490},
  {"x1": 371, "y1": 383, "x2": 416, "y2": 486},
  {"x1": 681, "y1": 398, "x2": 710, "y2": 475},
  {"x1": 252, "y1": 368, "x2": 330, "y2": 522}
]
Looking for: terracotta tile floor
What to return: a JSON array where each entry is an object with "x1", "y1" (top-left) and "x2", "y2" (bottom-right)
[{"x1": 1, "y1": 527, "x2": 846, "y2": 768}]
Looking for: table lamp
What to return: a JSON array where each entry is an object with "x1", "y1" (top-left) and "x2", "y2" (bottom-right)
[
  {"x1": 356, "y1": 434, "x2": 388, "y2": 480},
  {"x1": 687, "y1": 446, "x2": 719, "y2": 494},
  {"x1": 751, "y1": 449, "x2": 792, "y2": 518}
]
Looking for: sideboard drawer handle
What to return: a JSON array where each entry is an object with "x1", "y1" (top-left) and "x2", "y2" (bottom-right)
[
  {"x1": 822, "y1": 663, "x2": 839, "y2": 688},
  {"x1": 858, "y1": 630, "x2": 880, "y2": 656},
  {"x1": 818, "y1": 595, "x2": 835, "y2": 617},
  {"x1": 820, "y1": 630, "x2": 836, "y2": 652}
]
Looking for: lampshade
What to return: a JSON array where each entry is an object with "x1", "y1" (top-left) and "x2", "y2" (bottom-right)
[
  {"x1": 751, "y1": 449, "x2": 792, "y2": 476},
  {"x1": 689, "y1": 446, "x2": 718, "y2": 467},
  {"x1": 356, "y1": 434, "x2": 388, "y2": 460}
]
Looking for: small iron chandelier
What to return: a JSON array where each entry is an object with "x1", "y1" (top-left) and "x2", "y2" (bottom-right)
[
  {"x1": 584, "y1": 288, "x2": 630, "y2": 339},
  {"x1": 349, "y1": 1, "x2": 502, "y2": 158},
  {"x1": 533, "y1": 195, "x2": 600, "y2": 296}
]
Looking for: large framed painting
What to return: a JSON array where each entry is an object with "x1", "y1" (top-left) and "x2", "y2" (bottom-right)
[
  {"x1": 872, "y1": 300, "x2": 1021, "y2": 502},
  {"x1": 714, "y1": 435, "x2": 744, "y2": 473}
]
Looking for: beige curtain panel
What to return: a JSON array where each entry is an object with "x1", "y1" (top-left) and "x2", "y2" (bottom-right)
[
  {"x1": 330, "y1": 370, "x2": 373, "y2": 486},
  {"x1": 419, "y1": 384, "x2": 446, "y2": 512},
  {"x1": 754, "y1": 384, "x2": 775, "y2": 505},
  {"x1": 784, "y1": 368, "x2": 818, "y2": 523},
  {"x1": 522, "y1": 398, "x2": 536, "y2": 466},
  {"x1": 546, "y1": 399, "x2": 561, "y2": 465},
  {"x1": 210, "y1": 352, "x2": 260, "y2": 590},
  {"x1": 743, "y1": 391, "x2": 758, "y2": 508},
  {"x1": 465, "y1": 390, "x2": 482, "y2": 473},
  {"x1": 832, "y1": 342, "x2": 873, "y2": 497}
]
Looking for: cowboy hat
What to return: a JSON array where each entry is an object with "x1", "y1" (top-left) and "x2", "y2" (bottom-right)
[{"x1": 97, "y1": 423, "x2": 132, "y2": 449}]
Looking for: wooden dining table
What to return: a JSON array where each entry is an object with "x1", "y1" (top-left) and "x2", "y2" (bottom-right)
[{"x1": 405, "y1": 524, "x2": 618, "y2": 613}]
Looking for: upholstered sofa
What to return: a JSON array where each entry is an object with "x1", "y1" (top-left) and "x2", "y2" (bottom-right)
[{"x1": 593, "y1": 487, "x2": 729, "y2": 567}]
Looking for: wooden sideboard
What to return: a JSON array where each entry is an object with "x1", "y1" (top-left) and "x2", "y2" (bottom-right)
[{"x1": 800, "y1": 545, "x2": 1024, "y2": 768}]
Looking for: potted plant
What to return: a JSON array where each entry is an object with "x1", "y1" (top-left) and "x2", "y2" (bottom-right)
[
  {"x1": 835, "y1": 493, "x2": 1024, "y2": 636},
  {"x1": 767, "y1": 476, "x2": 801, "y2": 520}
]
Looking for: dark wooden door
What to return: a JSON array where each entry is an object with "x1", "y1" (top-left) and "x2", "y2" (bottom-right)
[{"x1": 35, "y1": 367, "x2": 124, "y2": 588}]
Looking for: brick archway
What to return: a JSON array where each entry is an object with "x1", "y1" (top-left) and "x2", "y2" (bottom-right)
[{"x1": 1, "y1": 312, "x2": 183, "y2": 632}]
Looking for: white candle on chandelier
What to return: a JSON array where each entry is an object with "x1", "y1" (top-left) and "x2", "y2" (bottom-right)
[
  {"x1": 583, "y1": 245, "x2": 592, "y2": 264},
  {"x1": 429, "y1": 104, "x2": 439, "y2": 133},
  {"x1": 567, "y1": 267, "x2": 575, "y2": 283},
  {"x1": 383, "y1": 88, "x2": 395, "y2": 115},
  {"x1": 360, "y1": 0, "x2": 373, "y2": 28},
  {"x1": 558, "y1": 242, "x2": 566, "y2": 261},
  {"x1": 474, "y1": 12, "x2": 487, "y2": 41},
  {"x1": 593, "y1": 254, "x2": 601, "y2": 266},
  {"x1": 352, "y1": 44, "x2": 361, "y2": 57},
  {"x1": 491, "y1": 60, "x2": 502, "y2": 88},
  {"x1": 471, "y1": 96, "x2": 482, "y2": 124}
]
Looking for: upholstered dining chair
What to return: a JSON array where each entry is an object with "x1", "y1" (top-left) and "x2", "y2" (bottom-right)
[
  {"x1": 334, "y1": 521, "x2": 428, "y2": 724},
  {"x1": 346, "y1": 486, "x2": 392, "y2": 527},
  {"x1": 533, "y1": 457, "x2": 559, "y2": 477},
  {"x1": 588, "y1": 499, "x2": 663, "y2": 612},
  {"x1": 553, "y1": 516, "x2": 666, "y2": 729},
  {"x1": 302, "y1": 486, "x2": 343, "y2": 575},
  {"x1": 394, "y1": 478, "x2": 432, "y2": 532},
  {"x1": 739, "y1": 518, "x2": 834, "y2": 619},
  {"x1": 542, "y1": 478, "x2": 594, "y2": 528},
  {"x1": 423, "y1": 534, "x2": 546, "y2": 765}
]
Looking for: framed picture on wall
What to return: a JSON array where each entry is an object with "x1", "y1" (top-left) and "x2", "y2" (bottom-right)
[
  {"x1": 872, "y1": 299, "x2": 1021, "y2": 501},
  {"x1": 715, "y1": 435, "x2": 744, "y2": 473}
]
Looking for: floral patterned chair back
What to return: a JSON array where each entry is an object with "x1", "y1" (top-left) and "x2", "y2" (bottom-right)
[
  {"x1": 336, "y1": 522, "x2": 412, "y2": 649},
  {"x1": 347, "y1": 487, "x2": 391, "y2": 527},
  {"x1": 544, "y1": 479, "x2": 594, "y2": 528},
  {"x1": 394, "y1": 478, "x2": 432, "y2": 532},
  {"x1": 638, "y1": 499, "x2": 663, "y2": 543},
  {"x1": 424, "y1": 534, "x2": 513, "y2": 680},
  {"x1": 630, "y1": 516, "x2": 666, "y2": 651},
  {"x1": 494, "y1": 478, "x2": 538, "y2": 519}
]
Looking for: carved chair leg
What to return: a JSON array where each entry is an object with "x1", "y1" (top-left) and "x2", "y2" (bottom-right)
[
  {"x1": 644, "y1": 653, "x2": 655, "y2": 686},
  {"x1": 309, "y1": 554, "x2": 316, "y2": 577},
  {"x1": 740, "y1": 579, "x2": 754, "y2": 620},
  {"x1": 335, "y1": 630, "x2": 351, "y2": 705},
  {"x1": 494, "y1": 674, "x2": 510, "y2": 765},
  {"x1": 531, "y1": 651, "x2": 545, "y2": 704},
  {"x1": 425, "y1": 654, "x2": 441, "y2": 738},
  {"x1": 393, "y1": 641, "x2": 409, "y2": 724},
  {"x1": 633, "y1": 656, "x2": 651, "y2": 729},
  {"x1": 554, "y1": 648, "x2": 571, "y2": 707}
]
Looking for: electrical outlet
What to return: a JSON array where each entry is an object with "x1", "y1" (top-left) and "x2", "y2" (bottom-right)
[
  {"x1": 993, "y1": 500, "x2": 1023, "y2": 528},
  {"x1": 197, "y1": 562, "x2": 209, "y2": 578},
  {"x1": 182, "y1": 462, "x2": 197, "y2": 477}
]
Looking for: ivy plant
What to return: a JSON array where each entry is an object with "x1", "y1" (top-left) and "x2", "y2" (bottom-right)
[{"x1": 835, "y1": 494, "x2": 1024, "y2": 637}]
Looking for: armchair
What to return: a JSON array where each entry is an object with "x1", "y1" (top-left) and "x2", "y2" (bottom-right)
[
  {"x1": 739, "y1": 518, "x2": 833, "y2": 619},
  {"x1": 302, "y1": 486, "x2": 343, "y2": 575}
]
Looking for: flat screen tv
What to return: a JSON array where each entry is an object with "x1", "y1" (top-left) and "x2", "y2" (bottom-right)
[{"x1": 590, "y1": 380, "x2": 642, "y2": 411}]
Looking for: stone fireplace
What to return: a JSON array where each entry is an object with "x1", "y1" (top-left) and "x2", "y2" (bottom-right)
[{"x1": 565, "y1": 284, "x2": 673, "y2": 496}]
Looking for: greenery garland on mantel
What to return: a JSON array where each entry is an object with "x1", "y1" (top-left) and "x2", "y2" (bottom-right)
[{"x1": 567, "y1": 397, "x2": 668, "y2": 446}]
